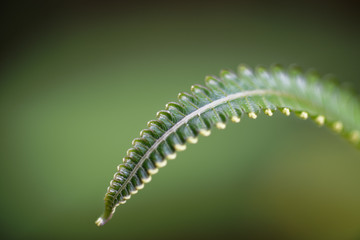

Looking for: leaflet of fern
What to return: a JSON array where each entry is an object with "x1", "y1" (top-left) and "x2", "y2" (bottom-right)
[{"x1": 95, "y1": 64, "x2": 360, "y2": 226}]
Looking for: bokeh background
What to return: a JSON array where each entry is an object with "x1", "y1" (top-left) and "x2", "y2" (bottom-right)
[{"x1": 1, "y1": 1, "x2": 360, "y2": 239}]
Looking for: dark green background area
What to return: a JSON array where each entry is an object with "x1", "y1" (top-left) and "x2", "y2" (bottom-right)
[{"x1": 1, "y1": 1, "x2": 360, "y2": 239}]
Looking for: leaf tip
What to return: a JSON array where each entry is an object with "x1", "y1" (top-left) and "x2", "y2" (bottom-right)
[
  {"x1": 95, "y1": 217, "x2": 105, "y2": 227},
  {"x1": 231, "y1": 116, "x2": 241, "y2": 123},
  {"x1": 199, "y1": 129, "x2": 211, "y2": 136},
  {"x1": 142, "y1": 175, "x2": 152, "y2": 183},
  {"x1": 174, "y1": 144, "x2": 187, "y2": 151},
  {"x1": 248, "y1": 112, "x2": 257, "y2": 119},
  {"x1": 148, "y1": 168, "x2": 159, "y2": 175},
  {"x1": 264, "y1": 109, "x2": 273, "y2": 117},
  {"x1": 166, "y1": 152, "x2": 177, "y2": 160},
  {"x1": 216, "y1": 122, "x2": 226, "y2": 129},
  {"x1": 332, "y1": 121, "x2": 343, "y2": 133},
  {"x1": 315, "y1": 115, "x2": 325, "y2": 126},
  {"x1": 238, "y1": 64, "x2": 253, "y2": 76},
  {"x1": 281, "y1": 108, "x2": 291, "y2": 116},
  {"x1": 350, "y1": 131, "x2": 360, "y2": 144},
  {"x1": 187, "y1": 136, "x2": 198, "y2": 144},
  {"x1": 154, "y1": 160, "x2": 167, "y2": 167},
  {"x1": 95, "y1": 209, "x2": 114, "y2": 227},
  {"x1": 299, "y1": 111, "x2": 309, "y2": 120}
]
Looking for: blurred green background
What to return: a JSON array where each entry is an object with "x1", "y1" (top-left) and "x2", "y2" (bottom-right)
[{"x1": 1, "y1": 1, "x2": 360, "y2": 239}]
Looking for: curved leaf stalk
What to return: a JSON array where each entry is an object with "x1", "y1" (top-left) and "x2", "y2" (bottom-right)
[{"x1": 95, "y1": 64, "x2": 360, "y2": 226}]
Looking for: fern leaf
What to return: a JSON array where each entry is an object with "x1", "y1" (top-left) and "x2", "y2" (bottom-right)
[{"x1": 95, "y1": 64, "x2": 360, "y2": 226}]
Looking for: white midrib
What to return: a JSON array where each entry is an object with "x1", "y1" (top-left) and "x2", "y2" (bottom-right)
[{"x1": 111, "y1": 89, "x2": 283, "y2": 206}]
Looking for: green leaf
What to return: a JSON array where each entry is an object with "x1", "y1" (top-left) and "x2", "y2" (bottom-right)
[{"x1": 95, "y1": 64, "x2": 360, "y2": 226}]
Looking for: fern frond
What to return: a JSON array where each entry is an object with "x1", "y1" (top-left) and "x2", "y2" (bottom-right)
[{"x1": 95, "y1": 64, "x2": 360, "y2": 226}]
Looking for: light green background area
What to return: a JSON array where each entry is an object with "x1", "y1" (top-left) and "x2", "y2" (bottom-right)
[{"x1": 1, "y1": 5, "x2": 360, "y2": 240}]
